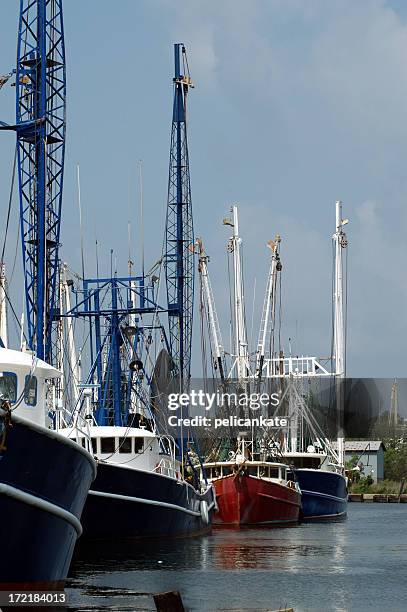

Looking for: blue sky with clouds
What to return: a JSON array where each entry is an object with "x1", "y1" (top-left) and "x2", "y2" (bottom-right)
[{"x1": 1, "y1": 0, "x2": 407, "y2": 378}]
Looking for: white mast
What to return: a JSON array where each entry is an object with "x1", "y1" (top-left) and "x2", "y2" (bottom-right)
[
  {"x1": 224, "y1": 206, "x2": 250, "y2": 380},
  {"x1": 60, "y1": 264, "x2": 80, "y2": 408},
  {"x1": 0, "y1": 263, "x2": 8, "y2": 348},
  {"x1": 255, "y1": 236, "x2": 281, "y2": 377},
  {"x1": 196, "y1": 238, "x2": 226, "y2": 381},
  {"x1": 333, "y1": 200, "x2": 349, "y2": 469}
]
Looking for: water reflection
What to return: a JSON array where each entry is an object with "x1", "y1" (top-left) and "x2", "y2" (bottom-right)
[{"x1": 68, "y1": 506, "x2": 407, "y2": 612}]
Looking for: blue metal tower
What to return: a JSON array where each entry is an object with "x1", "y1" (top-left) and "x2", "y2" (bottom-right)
[
  {"x1": 15, "y1": 0, "x2": 66, "y2": 362},
  {"x1": 63, "y1": 274, "x2": 169, "y2": 427},
  {"x1": 165, "y1": 44, "x2": 194, "y2": 389}
]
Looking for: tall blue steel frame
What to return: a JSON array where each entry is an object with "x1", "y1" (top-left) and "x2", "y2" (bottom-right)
[
  {"x1": 16, "y1": 0, "x2": 66, "y2": 362},
  {"x1": 64, "y1": 275, "x2": 169, "y2": 427},
  {"x1": 165, "y1": 44, "x2": 194, "y2": 390}
]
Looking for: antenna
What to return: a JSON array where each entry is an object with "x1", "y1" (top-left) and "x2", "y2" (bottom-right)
[
  {"x1": 77, "y1": 165, "x2": 85, "y2": 280},
  {"x1": 128, "y1": 221, "x2": 133, "y2": 276},
  {"x1": 139, "y1": 159, "x2": 145, "y2": 279}
]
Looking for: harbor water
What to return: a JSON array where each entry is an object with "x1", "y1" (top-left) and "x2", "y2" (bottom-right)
[{"x1": 66, "y1": 503, "x2": 407, "y2": 611}]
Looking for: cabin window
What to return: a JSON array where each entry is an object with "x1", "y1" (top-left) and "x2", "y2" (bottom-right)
[
  {"x1": 100, "y1": 437, "x2": 116, "y2": 453},
  {"x1": 119, "y1": 437, "x2": 132, "y2": 453},
  {"x1": 269, "y1": 468, "x2": 279, "y2": 478},
  {"x1": 0, "y1": 372, "x2": 17, "y2": 404},
  {"x1": 247, "y1": 466, "x2": 258, "y2": 477},
  {"x1": 24, "y1": 375, "x2": 37, "y2": 407},
  {"x1": 222, "y1": 466, "x2": 232, "y2": 476},
  {"x1": 91, "y1": 438, "x2": 97, "y2": 453},
  {"x1": 134, "y1": 438, "x2": 143, "y2": 453}
]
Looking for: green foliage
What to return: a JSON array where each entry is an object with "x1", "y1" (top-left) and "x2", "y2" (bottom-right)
[
  {"x1": 384, "y1": 441, "x2": 407, "y2": 482},
  {"x1": 349, "y1": 479, "x2": 401, "y2": 494},
  {"x1": 350, "y1": 475, "x2": 374, "y2": 493},
  {"x1": 345, "y1": 454, "x2": 359, "y2": 470}
]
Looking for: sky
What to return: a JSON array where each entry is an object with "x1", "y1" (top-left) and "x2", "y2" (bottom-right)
[{"x1": 1, "y1": 0, "x2": 407, "y2": 380}]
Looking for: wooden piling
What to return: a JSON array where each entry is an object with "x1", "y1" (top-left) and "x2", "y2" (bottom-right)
[{"x1": 153, "y1": 590, "x2": 185, "y2": 612}]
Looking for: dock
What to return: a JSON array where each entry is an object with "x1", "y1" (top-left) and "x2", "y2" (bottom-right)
[{"x1": 348, "y1": 493, "x2": 407, "y2": 503}]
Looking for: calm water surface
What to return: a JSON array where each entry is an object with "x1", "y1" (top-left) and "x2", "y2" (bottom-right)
[{"x1": 66, "y1": 504, "x2": 407, "y2": 611}]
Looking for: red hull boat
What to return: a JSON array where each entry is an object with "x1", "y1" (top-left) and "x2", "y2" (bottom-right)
[
  {"x1": 204, "y1": 453, "x2": 301, "y2": 526},
  {"x1": 212, "y1": 471, "x2": 301, "y2": 526}
]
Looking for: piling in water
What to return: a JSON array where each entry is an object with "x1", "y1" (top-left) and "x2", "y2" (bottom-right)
[{"x1": 154, "y1": 590, "x2": 185, "y2": 612}]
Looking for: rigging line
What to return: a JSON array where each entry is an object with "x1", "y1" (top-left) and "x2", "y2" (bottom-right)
[
  {"x1": 1, "y1": 283, "x2": 28, "y2": 345},
  {"x1": 329, "y1": 239, "x2": 336, "y2": 412},
  {"x1": 249, "y1": 277, "x2": 256, "y2": 359},
  {"x1": 344, "y1": 242, "x2": 348, "y2": 377},
  {"x1": 205, "y1": 293, "x2": 218, "y2": 383},
  {"x1": 278, "y1": 262, "x2": 282, "y2": 356},
  {"x1": 7, "y1": 222, "x2": 20, "y2": 289},
  {"x1": 226, "y1": 248, "x2": 233, "y2": 362},
  {"x1": 1, "y1": 146, "x2": 17, "y2": 264},
  {"x1": 240, "y1": 242, "x2": 250, "y2": 350}
]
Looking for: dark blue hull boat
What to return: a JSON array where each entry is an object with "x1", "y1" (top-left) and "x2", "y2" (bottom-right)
[
  {"x1": 293, "y1": 469, "x2": 347, "y2": 520},
  {"x1": 0, "y1": 413, "x2": 96, "y2": 589},
  {"x1": 79, "y1": 461, "x2": 216, "y2": 546}
]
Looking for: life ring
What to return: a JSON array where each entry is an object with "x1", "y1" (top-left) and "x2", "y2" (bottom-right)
[{"x1": 200, "y1": 500, "x2": 209, "y2": 525}]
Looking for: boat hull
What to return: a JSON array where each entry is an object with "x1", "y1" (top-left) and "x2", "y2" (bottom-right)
[
  {"x1": 293, "y1": 469, "x2": 347, "y2": 520},
  {"x1": 212, "y1": 473, "x2": 301, "y2": 526},
  {"x1": 78, "y1": 462, "x2": 216, "y2": 544},
  {"x1": 0, "y1": 414, "x2": 95, "y2": 589}
]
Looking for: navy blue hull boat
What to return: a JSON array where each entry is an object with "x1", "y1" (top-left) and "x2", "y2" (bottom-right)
[
  {"x1": 0, "y1": 349, "x2": 96, "y2": 590},
  {"x1": 62, "y1": 426, "x2": 216, "y2": 547},
  {"x1": 82, "y1": 462, "x2": 215, "y2": 543},
  {"x1": 293, "y1": 468, "x2": 347, "y2": 520}
]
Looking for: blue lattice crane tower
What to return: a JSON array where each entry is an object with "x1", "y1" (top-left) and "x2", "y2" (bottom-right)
[
  {"x1": 165, "y1": 44, "x2": 194, "y2": 389},
  {"x1": 2, "y1": 1, "x2": 66, "y2": 362}
]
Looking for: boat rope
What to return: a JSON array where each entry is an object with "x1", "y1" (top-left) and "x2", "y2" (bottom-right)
[{"x1": 0, "y1": 400, "x2": 12, "y2": 451}]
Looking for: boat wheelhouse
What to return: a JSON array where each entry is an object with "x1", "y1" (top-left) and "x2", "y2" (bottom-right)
[{"x1": 202, "y1": 438, "x2": 301, "y2": 527}]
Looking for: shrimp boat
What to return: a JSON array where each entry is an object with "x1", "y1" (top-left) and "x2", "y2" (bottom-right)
[
  {"x1": 203, "y1": 437, "x2": 301, "y2": 526},
  {"x1": 0, "y1": 346, "x2": 96, "y2": 589},
  {"x1": 0, "y1": 0, "x2": 96, "y2": 589},
  {"x1": 197, "y1": 208, "x2": 300, "y2": 527},
  {"x1": 58, "y1": 43, "x2": 216, "y2": 545},
  {"x1": 255, "y1": 201, "x2": 349, "y2": 520},
  {"x1": 61, "y1": 424, "x2": 215, "y2": 543}
]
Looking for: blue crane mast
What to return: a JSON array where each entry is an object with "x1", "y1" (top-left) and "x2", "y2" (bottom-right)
[
  {"x1": 63, "y1": 275, "x2": 169, "y2": 427},
  {"x1": 60, "y1": 44, "x2": 196, "y2": 439},
  {"x1": 1, "y1": 0, "x2": 66, "y2": 363},
  {"x1": 165, "y1": 44, "x2": 194, "y2": 390}
]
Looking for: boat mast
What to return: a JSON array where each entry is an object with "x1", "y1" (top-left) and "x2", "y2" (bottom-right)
[
  {"x1": 224, "y1": 206, "x2": 250, "y2": 380},
  {"x1": 255, "y1": 236, "x2": 281, "y2": 379},
  {"x1": 196, "y1": 238, "x2": 226, "y2": 382},
  {"x1": 333, "y1": 200, "x2": 349, "y2": 469},
  {"x1": 165, "y1": 44, "x2": 194, "y2": 391}
]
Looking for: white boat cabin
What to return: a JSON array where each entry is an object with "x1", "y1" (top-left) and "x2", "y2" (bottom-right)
[
  {"x1": 62, "y1": 425, "x2": 181, "y2": 479},
  {"x1": 203, "y1": 460, "x2": 292, "y2": 485},
  {"x1": 0, "y1": 347, "x2": 61, "y2": 428},
  {"x1": 284, "y1": 450, "x2": 337, "y2": 472}
]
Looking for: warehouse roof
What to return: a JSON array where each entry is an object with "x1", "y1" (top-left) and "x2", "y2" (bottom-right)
[{"x1": 332, "y1": 440, "x2": 385, "y2": 452}]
